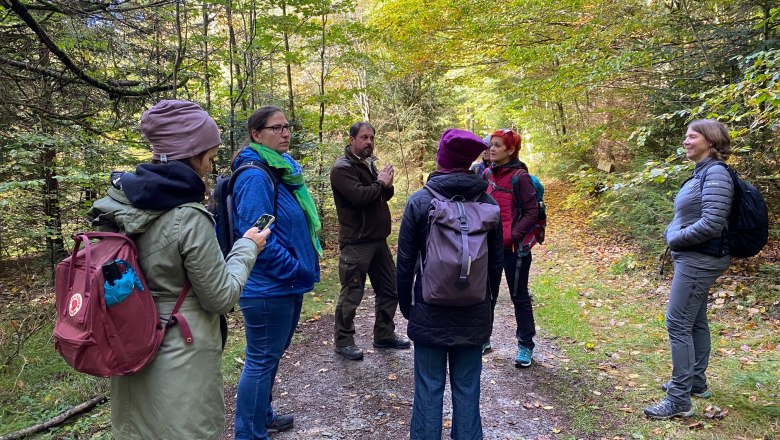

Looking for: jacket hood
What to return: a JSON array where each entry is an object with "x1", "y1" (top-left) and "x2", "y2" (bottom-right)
[
  {"x1": 118, "y1": 161, "x2": 205, "y2": 210},
  {"x1": 87, "y1": 186, "x2": 168, "y2": 235},
  {"x1": 426, "y1": 172, "x2": 488, "y2": 200},
  {"x1": 233, "y1": 146, "x2": 265, "y2": 169},
  {"x1": 492, "y1": 158, "x2": 526, "y2": 172}
]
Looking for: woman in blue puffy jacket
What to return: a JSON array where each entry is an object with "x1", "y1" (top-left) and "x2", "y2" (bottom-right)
[
  {"x1": 644, "y1": 119, "x2": 734, "y2": 420},
  {"x1": 232, "y1": 106, "x2": 321, "y2": 439}
]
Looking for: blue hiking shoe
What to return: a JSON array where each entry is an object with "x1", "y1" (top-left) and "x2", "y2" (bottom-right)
[{"x1": 515, "y1": 345, "x2": 533, "y2": 367}]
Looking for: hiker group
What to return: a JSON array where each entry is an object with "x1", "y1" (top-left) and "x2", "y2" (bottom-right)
[{"x1": 53, "y1": 99, "x2": 767, "y2": 439}]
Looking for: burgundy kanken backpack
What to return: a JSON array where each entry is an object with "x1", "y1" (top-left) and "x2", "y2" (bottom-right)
[
  {"x1": 421, "y1": 186, "x2": 501, "y2": 307},
  {"x1": 54, "y1": 232, "x2": 191, "y2": 377}
]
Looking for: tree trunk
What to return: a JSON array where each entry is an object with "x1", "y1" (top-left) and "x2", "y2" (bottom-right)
[
  {"x1": 282, "y1": 0, "x2": 295, "y2": 122},
  {"x1": 42, "y1": 144, "x2": 65, "y2": 264},
  {"x1": 227, "y1": 0, "x2": 237, "y2": 152},
  {"x1": 316, "y1": 13, "x2": 328, "y2": 214},
  {"x1": 202, "y1": 0, "x2": 211, "y2": 111}
]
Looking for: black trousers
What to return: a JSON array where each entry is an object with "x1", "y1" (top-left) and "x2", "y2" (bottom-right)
[{"x1": 502, "y1": 249, "x2": 536, "y2": 350}]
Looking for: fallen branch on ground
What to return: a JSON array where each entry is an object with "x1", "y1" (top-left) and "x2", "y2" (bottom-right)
[{"x1": 0, "y1": 395, "x2": 107, "y2": 440}]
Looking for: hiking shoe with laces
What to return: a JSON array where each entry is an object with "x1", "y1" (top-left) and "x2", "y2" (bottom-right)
[
  {"x1": 373, "y1": 334, "x2": 411, "y2": 349},
  {"x1": 335, "y1": 344, "x2": 364, "y2": 360},
  {"x1": 266, "y1": 414, "x2": 294, "y2": 433},
  {"x1": 643, "y1": 398, "x2": 694, "y2": 420},
  {"x1": 514, "y1": 345, "x2": 533, "y2": 367},
  {"x1": 661, "y1": 381, "x2": 711, "y2": 398}
]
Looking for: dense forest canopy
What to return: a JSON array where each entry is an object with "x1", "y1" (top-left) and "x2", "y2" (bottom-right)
[{"x1": 0, "y1": 0, "x2": 778, "y2": 260}]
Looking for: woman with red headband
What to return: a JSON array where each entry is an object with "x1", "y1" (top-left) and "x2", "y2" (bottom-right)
[{"x1": 483, "y1": 129, "x2": 540, "y2": 367}]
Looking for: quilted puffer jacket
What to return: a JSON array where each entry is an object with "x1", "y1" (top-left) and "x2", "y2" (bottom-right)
[{"x1": 665, "y1": 157, "x2": 734, "y2": 271}]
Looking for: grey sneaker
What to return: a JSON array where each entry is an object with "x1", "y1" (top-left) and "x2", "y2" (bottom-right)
[
  {"x1": 644, "y1": 398, "x2": 694, "y2": 419},
  {"x1": 661, "y1": 381, "x2": 711, "y2": 398},
  {"x1": 335, "y1": 344, "x2": 364, "y2": 360}
]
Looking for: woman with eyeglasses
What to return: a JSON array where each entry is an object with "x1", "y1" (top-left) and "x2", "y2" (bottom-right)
[{"x1": 231, "y1": 106, "x2": 322, "y2": 439}]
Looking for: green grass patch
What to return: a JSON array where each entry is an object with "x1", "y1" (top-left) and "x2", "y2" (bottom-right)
[
  {"x1": 0, "y1": 320, "x2": 110, "y2": 438},
  {"x1": 531, "y1": 236, "x2": 780, "y2": 439}
]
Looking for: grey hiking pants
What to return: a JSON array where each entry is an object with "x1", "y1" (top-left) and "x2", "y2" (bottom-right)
[{"x1": 665, "y1": 259, "x2": 725, "y2": 405}]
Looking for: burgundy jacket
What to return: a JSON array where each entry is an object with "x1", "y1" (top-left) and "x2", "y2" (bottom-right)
[{"x1": 486, "y1": 160, "x2": 539, "y2": 249}]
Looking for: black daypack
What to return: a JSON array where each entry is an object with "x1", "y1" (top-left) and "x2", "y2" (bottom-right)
[
  {"x1": 694, "y1": 162, "x2": 769, "y2": 258},
  {"x1": 209, "y1": 161, "x2": 277, "y2": 257}
]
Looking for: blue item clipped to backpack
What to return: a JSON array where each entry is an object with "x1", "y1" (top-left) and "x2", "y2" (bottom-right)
[{"x1": 103, "y1": 259, "x2": 144, "y2": 307}]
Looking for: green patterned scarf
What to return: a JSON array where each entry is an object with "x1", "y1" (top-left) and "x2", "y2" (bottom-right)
[{"x1": 250, "y1": 143, "x2": 322, "y2": 257}]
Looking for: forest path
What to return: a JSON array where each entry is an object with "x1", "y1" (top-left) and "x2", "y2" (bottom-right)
[{"x1": 220, "y1": 182, "x2": 622, "y2": 440}]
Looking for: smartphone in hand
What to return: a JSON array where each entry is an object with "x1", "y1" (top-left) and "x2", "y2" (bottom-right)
[{"x1": 253, "y1": 214, "x2": 276, "y2": 231}]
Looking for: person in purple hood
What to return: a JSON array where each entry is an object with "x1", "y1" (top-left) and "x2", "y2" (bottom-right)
[
  {"x1": 397, "y1": 129, "x2": 503, "y2": 440},
  {"x1": 86, "y1": 100, "x2": 269, "y2": 439}
]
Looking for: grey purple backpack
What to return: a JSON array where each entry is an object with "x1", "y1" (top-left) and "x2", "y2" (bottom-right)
[{"x1": 421, "y1": 186, "x2": 501, "y2": 307}]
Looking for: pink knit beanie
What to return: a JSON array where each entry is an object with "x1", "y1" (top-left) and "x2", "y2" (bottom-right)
[{"x1": 140, "y1": 100, "x2": 221, "y2": 162}]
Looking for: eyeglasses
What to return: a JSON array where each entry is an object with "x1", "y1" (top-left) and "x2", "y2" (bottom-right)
[{"x1": 261, "y1": 124, "x2": 292, "y2": 134}]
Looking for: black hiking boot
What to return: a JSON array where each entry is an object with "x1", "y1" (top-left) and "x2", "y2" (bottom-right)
[
  {"x1": 335, "y1": 344, "x2": 364, "y2": 360},
  {"x1": 373, "y1": 334, "x2": 411, "y2": 349},
  {"x1": 266, "y1": 414, "x2": 294, "y2": 433}
]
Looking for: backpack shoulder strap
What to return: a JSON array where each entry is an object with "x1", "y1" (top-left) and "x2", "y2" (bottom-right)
[
  {"x1": 229, "y1": 160, "x2": 279, "y2": 216},
  {"x1": 510, "y1": 168, "x2": 530, "y2": 208}
]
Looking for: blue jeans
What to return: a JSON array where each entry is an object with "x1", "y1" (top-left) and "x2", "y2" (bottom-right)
[
  {"x1": 235, "y1": 296, "x2": 302, "y2": 440},
  {"x1": 410, "y1": 344, "x2": 483, "y2": 440},
  {"x1": 503, "y1": 249, "x2": 536, "y2": 349}
]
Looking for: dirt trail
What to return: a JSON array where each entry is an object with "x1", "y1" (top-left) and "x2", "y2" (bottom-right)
[
  {"x1": 220, "y1": 182, "x2": 607, "y2": 439},
  {"x1": 221, "y1": 283, "x2": 590, "y2": 440}
]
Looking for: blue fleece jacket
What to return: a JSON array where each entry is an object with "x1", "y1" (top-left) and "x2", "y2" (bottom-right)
[{"x1": 231, "y1": 147, "x2": 320, "y2": 297}]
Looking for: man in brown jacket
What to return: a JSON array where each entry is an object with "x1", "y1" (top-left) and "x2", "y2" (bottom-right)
[{"x1": 330, "y1": 122, "x2": 410, "y2": 360}]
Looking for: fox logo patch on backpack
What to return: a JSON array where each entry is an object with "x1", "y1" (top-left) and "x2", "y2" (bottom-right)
[
  {"x1": 54, "y1": 232, "x2": 191, "y2": 377},
  {"x1": 420, "y1": 186, "x2": 501, "y2": 307}
]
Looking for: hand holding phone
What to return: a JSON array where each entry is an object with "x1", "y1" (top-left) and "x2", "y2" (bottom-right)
[{"x1": 253, "y1": 214, "x2": 275, "y2": 231}]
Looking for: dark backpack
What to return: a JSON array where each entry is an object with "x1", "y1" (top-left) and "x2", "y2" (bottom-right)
[
  {"x1": 54, "y1": 232, "x2": 191, "y2": 377},
  {"x1": 420, "y1": 186, "x2": 501, "y2": 307},
  {"x1": 697, "y1": 162, "x2": 769, "y2": 258},
  {"x1": 210, "y1": 161, "x2": 277, "y2": 257},
  {"x1": 483, "y1": 166, "x2": 547, "y2": 248}
]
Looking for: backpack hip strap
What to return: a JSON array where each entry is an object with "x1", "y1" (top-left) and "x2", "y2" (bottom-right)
[{"x1": 164, "y1": 279, "x2": 194, "y2": 344}]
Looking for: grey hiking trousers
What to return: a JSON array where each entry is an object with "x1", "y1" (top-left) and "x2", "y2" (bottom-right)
[{"x1": 665, "y1": 257, "x2": 726, "y2": 405}]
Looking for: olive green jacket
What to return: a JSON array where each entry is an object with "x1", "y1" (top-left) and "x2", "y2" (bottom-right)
[{"x1": 88, "y1": 187, "x2": 257, "y2": 440}]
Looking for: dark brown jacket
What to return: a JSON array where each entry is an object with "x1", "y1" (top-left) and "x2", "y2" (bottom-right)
[{"x1": 330, "y1": 147, "x2": 394, "y2": 244}]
